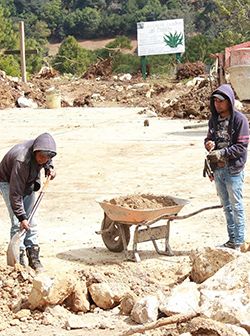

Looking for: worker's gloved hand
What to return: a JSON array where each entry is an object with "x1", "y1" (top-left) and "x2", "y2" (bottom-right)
[
  {"x1": 45, "y1": 167, "x2": 56, "y2": 180},
  {"x1": 207, "y1": 149, "x2": 223, "y2": 163}
]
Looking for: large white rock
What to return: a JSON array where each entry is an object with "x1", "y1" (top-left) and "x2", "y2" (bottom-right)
[
  {"x1": 160, "y1": 281, "x2": 200, "y2": 316},
  {"x1": 131, "y1": 295, "x2": 159, "y2": 324},
  {"x1": 28, "y1": 273, "x2": 89, "y2": 312},
  {"x1": 199, "y1": 254, "x2": 250, "y2": 330}
]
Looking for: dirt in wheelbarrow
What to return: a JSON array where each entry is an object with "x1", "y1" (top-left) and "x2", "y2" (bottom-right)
[{"x1": 109, "y1": 194, "x2": 177, "y2": 209}]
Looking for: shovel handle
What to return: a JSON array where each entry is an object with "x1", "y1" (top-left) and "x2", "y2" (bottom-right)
[{"x1": 27, "y1": 175, "x2": 51, "y2": 224}]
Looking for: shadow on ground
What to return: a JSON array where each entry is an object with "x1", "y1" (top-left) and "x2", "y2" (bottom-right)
[{"x1": 56, "y1": 246, "x2": 192, "y2": 265}]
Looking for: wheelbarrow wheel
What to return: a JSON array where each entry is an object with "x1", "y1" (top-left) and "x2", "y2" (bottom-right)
[{"x1": 101, "y1": 214, "x2": 130, "y2": 252}]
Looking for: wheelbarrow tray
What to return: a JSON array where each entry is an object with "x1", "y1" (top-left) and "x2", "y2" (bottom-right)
[{"x1": 97, "y1": 195, "x2": 189, "y2": 224}]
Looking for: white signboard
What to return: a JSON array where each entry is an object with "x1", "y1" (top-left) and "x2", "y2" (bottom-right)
[{"x1": 137, "y1": 19, "x2": 185, "y2": 56}]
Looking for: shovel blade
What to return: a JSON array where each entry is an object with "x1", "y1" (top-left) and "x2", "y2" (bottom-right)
[{"x1": 6, "y1": 230, "x2": 25, "y2": 266}]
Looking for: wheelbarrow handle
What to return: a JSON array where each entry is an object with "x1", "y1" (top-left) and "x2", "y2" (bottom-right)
[{"x1": 141, "y1": 205, "x2": 223, "y2": 227}]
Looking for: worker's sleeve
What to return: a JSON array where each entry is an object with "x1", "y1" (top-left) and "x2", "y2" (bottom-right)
[
  {"x1": 9, "y1": 161, "x2": 29, "y2": 221},
  {"x1": 222, "y1": 116, "x2": 249, "y2": 159}
]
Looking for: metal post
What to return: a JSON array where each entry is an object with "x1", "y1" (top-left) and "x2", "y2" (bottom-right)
[
  {"x1": 141, "y1": 56, "x2": 147, "y2": 80},
  {"x1": 19, "y1": 21, "x2": 27, "y2": 83}
]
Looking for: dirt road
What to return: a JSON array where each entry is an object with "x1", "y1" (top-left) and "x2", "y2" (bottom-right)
[{"x1": 0, "y1": 106, "x2": 249, "y2": 335}]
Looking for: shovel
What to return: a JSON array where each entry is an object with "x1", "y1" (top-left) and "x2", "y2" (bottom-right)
[{"x1": 7, "y1": 176, "x2": 51, "y2": 266}]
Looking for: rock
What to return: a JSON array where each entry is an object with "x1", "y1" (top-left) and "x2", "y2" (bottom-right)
[
  {"x1": 28, "y1": 273, "x2": 78, "y2": 309},
  {"x1": 17, "y1": 96, "x2": 38, "y2": 108},
  {"x1": 64, "y1": 281, "x2": 90, "y2": 313},
  {"x1": 131, "y1": 295, "x2": 159, "y2": 324},
  {"x1": 199, "y1": 254, "x2": 250, "y2": 329},
  {"x1": 14, "y1": 309, "x2": 31, "y2": 319},
  {"x1": 65, "y1": 315, "x2": 86, "y2": 330},
  {"x1": 160, "y1": 281, "x2": 200, "y2": 316},
  {"x1": 120, "y1": 292, "x2": 137, "y2": 315},
  {"x1": 89, "y1": 282, "x2": 130, "y2": 310},
  {"x1": 190, "y1": 247, "x2": 238, "y2": 283}
]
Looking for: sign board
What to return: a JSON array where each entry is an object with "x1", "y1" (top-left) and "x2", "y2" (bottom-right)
[{"x1": 137, "y1": 19, "x2": 185, "y2": 57}]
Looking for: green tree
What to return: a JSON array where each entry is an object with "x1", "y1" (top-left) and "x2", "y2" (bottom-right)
[
  {"x1": 52, "y1": 35, "x2": 96, "y2": 75},
  {"x1": 40, "y1": 0, "x2": 65, "y2": 38},
  {"x1": 63, "y1": 7, "x2": 101, "y2": 38},
  {"x1": 214, "y1": 0, "x2": 250, "y2": 40},
  {"x1": 0, "y1": 5, "x2": 18, "y2": 49}
]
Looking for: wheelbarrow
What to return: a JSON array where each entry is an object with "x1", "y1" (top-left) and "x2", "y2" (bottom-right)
[{"x1": 96, "y1": 195, "x2": 222, "y2": 262}]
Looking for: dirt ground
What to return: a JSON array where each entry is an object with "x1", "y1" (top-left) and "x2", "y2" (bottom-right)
[
  {"x1": 48, "y1": 38, "x2": 138, "y2": 56},
  {"x1": 0, "y1": 102, "x2": 249, "y2": 335}
]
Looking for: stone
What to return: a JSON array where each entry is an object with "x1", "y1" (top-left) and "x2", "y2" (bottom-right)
[
  {"x1": 89, "y1": 282, "x2": 130, "y2": 309},
  {"x1": 131, "y1": 295, "x2": 159, "y2": 324}
]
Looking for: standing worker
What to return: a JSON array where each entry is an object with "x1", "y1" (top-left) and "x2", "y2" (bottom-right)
[
  {"x1": 0, "y1": 133, "x2": 56, "y2": 271},
  {"x1": 204, "y1": 84, "x2": 249, "y2": 251}
]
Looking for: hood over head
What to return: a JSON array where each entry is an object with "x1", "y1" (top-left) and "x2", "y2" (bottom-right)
[
  {"x1": 210, "y1": 84, "x2": 235, "y2": 117},
  {"x1": 33, "y1": 133, "x2": 57, "y2": 157}
]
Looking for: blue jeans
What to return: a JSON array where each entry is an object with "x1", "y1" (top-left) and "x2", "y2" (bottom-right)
[
  {"x1": 0, "y1": 182, "x2": 38, "y2": 250},
  {"x1": 214, "y1": 167, "x2": 245, "y2": 245}
]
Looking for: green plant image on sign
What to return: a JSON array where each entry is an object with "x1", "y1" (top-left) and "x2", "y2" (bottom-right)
[{"x1": 164, "y1": 32, "x2": 183, "y2": 48}]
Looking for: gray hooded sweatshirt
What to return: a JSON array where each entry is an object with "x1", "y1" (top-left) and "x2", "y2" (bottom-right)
[
  {"x1": 0, "y1": 133, "x2": 56, "y2": 221},
  {"x1": 205, "y1": 84, "x2": 249, "y2": 174}
]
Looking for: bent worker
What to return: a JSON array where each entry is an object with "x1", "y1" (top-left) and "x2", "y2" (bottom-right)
[
  {"x1": 204, "y1": 84, "x2": 249, "y2": 251},
  {"x1": 0, "y1": 133, "x2": 57, "y2": 271}
]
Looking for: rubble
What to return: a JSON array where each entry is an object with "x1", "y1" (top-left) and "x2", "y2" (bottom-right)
[
  {"x1": 0, "y1": 69, "x2": 249, "y2": 125},
  {"x1": 0, "y1": 245, "x2": 249, "y2": 335}
]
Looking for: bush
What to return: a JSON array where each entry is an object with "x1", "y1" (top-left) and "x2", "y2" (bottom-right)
[
  {"x1": 94, "y1": 48, "x2": 113, "y2": 59},
  {"x1": 106, "y1": 36, "x2": 132, "y2": 50},
  {"x1": 52, "y1": 36, "x2": 96, "y2": 75},
  {"x1": 147, "y1": 54, "x2": 176, "y2": 76},
  {"x1": 112, "y1": 53, "x2": 140, "y2": 74},
  {"x1": 0, "y1": 55, "x2": 20, "y2": 77}
]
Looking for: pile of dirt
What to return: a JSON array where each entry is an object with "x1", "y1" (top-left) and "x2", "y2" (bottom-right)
[
  {"x1": 109, "y1": 194, "x2": 177, "y2": 209},
  {"x1": 82, "y1": 58, "x2": 113, "y2": 79},
  {"x1": 156, "y1": 79, "x2": 216, "y2": 119},
  {"x1": 0, "y1": 264, "x2": 35, "y2": 327},
  {"x1": 176, "y1": 61, "x2": 206, "y2": 80}
]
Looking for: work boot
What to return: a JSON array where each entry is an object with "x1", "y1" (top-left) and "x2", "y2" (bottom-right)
[
  {"x1": 19, "y1": 249, "x2": 26, "y2": 267},
  {"x1": 26, "y1": 245, "x2": 44, "y2": 272}
]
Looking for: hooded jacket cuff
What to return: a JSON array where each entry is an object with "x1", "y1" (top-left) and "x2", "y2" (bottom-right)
[
  {"x1": 17, "y1": 214, "x2": 28, "y2": 222},
  {"x1": 220, "y1": 148, "x2": 226, "y2": 157}
]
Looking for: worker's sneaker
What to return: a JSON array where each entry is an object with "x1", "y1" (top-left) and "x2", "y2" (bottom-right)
[
  {"x1": 26, "y1": 245, "x2": 44, "y2": 272},
  {"x1": 19, "y1": 249, "x2": 26, "y2": 267},
  {"x1": 219, "y1": 240, "x2": 235, "y2": 249}
]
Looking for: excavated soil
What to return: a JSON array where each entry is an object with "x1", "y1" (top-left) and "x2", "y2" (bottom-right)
[{"x1": 109, "y1": 194, "x2": 177, "y2": 209}]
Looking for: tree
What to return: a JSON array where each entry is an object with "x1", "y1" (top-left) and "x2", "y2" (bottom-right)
[
  {"x1": 0, "y1": 5, "x2": 18, "y2": 49},
  {"x1": 214, "y1": 0, "x2": 250, "y2": 40},
  {"x1": 40, "y1": 0, "x2": 65, "y2": 38}
]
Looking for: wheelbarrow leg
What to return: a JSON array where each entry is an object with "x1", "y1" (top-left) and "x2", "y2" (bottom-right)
[
  {"x1": 118, "y1": 224, "x2": 131, "y2": 261},
  {"x1": 147, "y1": 221, "x2": 174, "y2": 257},
  {"x1": 132, "y1": 225, "x2": 141, "y2": 262},
  {"x1": 164, "y1": 220, "x2": 174, "y2": 256}
]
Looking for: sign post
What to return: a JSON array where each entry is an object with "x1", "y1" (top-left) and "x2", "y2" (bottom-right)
[{"x1": 137, "y1": 19, "x2": 185, "y2": 78}]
